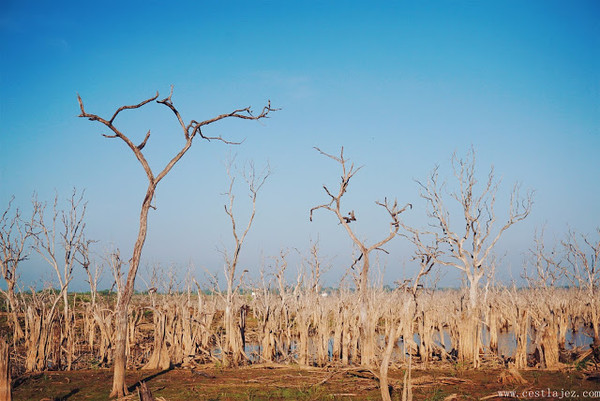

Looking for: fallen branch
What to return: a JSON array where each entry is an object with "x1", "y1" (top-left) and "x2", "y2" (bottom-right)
[{"x1": 312, "y1": 370, "x2": 341, "y2": 387}]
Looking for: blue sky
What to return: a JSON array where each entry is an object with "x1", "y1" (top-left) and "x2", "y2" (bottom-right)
[{"x1": 1, "y1": 0, "x2": 598, "y2": 290}]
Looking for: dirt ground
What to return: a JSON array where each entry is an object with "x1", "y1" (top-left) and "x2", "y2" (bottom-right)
[{"x1": 11, "y1": 365, "x2": 600, "y2": 401}]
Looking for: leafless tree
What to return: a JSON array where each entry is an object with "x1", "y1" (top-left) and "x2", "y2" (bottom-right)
[
  {"x1": 310, "y1": 146, "x2": 410, "y2": 366},
  {"x1": 416, "y1": 148, "x2": 533, "y2": 366},
  {"x1": 523, "y1": 231, "x2": 564, "y2": 368},
  {"x1": 524, "y1": 230, "x2": 562, "y2": 289},
  {"x1": 562, "y1": 228, "x2": 600, "y2": 346},
  {"x1": 78, "y1": 238, "x2": 100, "y2": 307},
  {"x1": 32, "y1": 189, "x2": 88, "y2": 370},
  {"x1": 0, "y1": 197, "x2": 38, "y2": 340},
  {"x1": 379, "y1": 227, "x2": 439, "y2": 401},
  {"x1": 219, "y1": 160, "x2": 269, "y2": 366},
  {"x1": 75, "y1": 238, "x2": 108, "y2": 362},
  {"x1": 141, "y1": 264, "x2": 171, "y2": 371},
  {"x1": 295, "y1": 241, "x2": 329, "y2": 365},
  {"x1": 77, "y1": 87, "x2": 275, "y2": 397},
  {"x1": 22, "y1": 280, "x2": 71, "y2": 372}
]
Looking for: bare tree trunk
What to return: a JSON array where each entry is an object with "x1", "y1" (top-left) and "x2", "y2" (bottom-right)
[
  {"x1": 514, "y1": 308, "x2": 529, "y2": 369},
  {"x1": 260, "y1": 311, "x2": 276, "y2": 363},
  {"x1": 142, "y1": 309, "x2": 170, "y2": 371},
  {"x1": 179, "y1": 295, "x2": 196, "y2": 367},
  {"x1": 110, "y1": 185, "x2": 153, "y2": 397},
  {"x1": 540, "y1": 321, "x2": 559, "y2": 369},
  {"x1": 592, "y1": 306, "x2": 600, "y2": 346},
  {"x1": 296, "y1": 302, "x2": 310, "y2": 365},
  {"x1": 111, "y1": 305, "x2": 129, "y2": 397},
  {"x1": 342, "y1": 305, "x2": 351, "y2": 365},
  {"x1": 332, "y1": 305, "x2": 343, "y2": 362},
  {"x1": 557, "y1": 310, "x2": 568, "y2": 351},
  {"x1": 358, "y1": 253, "x2": 376, "y2": 367},
  {"x1": 239, "y1": 304, "x2": 247, "y2": 359},
  {"x1": 487, "y1": 304, "x2": 498, "y2": 354},
  {"x1": 402, "y1": 358, "x2": 413, "y2": 401},
  {"x1": 221, "y1": 286, "x2": 246, "y2": 367},
  {"x1": 95, "y1": 306, "x2": 114, "y2": 366},
  {"x1": 4, "y1": 288, "x2": 23, "y2": 341},
  {"x1": 315, "y1": 303, "x2": 329, "y2": 366},
  {"x1": 380, "y1": 324, "x2": 398, "y2": 401},
  {"x1": 465, "y1": 275, "x2": 483, "y2": 368},
  {"x1": 0, "y1": 338, "x2": 11, "y2": 401}
]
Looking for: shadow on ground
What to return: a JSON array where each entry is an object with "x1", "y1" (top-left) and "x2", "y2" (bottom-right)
[{"x1": 127, "y1": 366, "x2": 173, "y2": 394}]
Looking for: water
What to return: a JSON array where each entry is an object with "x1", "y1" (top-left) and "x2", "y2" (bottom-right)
[{"x1": 212, "y1": 325, "x2": 593, "y2": 364}]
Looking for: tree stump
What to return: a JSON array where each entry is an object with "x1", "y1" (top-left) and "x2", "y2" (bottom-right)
[{"x1": 138, "y1": 381, "x2": 155, "y2": 401}]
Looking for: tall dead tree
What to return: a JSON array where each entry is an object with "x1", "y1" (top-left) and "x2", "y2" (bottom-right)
[
  {"x1": 417, "y1": 148, "x2": 533, "y2": 366},
  {"x1": 77, "y1": 87, "x2": 274, "y2": 397},
  {"x1": 219, "y1": 161, "x2": 269, "y2": 367},
  {"x1": 310, "y1": 147, "x2": 410, "y2": 366}
]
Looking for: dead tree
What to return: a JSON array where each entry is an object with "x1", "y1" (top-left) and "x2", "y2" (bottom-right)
[
  {"x1": 417, "y1": 148, "x2": 533, "y2": 367},
  {"x1": 0, "y1": 198, "x2": 38, "y2": 340},
  {"x1": 295, "y1": 242, "x2": 327, "y2": 365},
  {"x1": 310, "y1": 147, "x2": 410, "y2": 366},
  {"x1": 379, "y1": 227, "x2": 438, "y2": 401},
  {"x1": 22, "y1": 281, "x2": 71, "y2": 372},
  {"x1": 523, "y1": 231, "x2": 564, "y2": 369},
  {"x1": 77, "y1": 238, "x2": 103, "y2": 356},
  {"x1": 32, "y1": 190, "x2": 88, "y2": 370},
  {"x1": 77, "y1": 87, "x2": 274, "y2": 397},
  {"x1": 562, "y1": 228, "x2": 600, "y2": 346},
  {"x1": 219, "y1": 161, "x2": 269, "y2": 367},
  {"x1": 141, "y1": 267, "x2": 171, "y2": 371}
]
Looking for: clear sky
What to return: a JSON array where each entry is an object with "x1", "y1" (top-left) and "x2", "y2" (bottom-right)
[{"x1": 1, "y1": 0, "x2": 599, "y2": 290}]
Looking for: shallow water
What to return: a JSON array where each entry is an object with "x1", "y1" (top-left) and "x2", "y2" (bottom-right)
[{"x1": 236, "y1": 325, "x2": 593, "y2": 364}]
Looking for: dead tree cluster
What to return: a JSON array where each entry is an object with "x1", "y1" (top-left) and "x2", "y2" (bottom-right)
[
  {"x1": 1, "y1": 90, "x2": 598, "y2": 400},
  {"x1": 0, "y1": 222, "x2": 598, "y2": 399},
  {"x1": 2, "y1": 267, "x2": 597, "y2": 375}
]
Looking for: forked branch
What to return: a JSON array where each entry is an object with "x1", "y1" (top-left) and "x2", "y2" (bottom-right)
[
  {"x1": 310, "y1": 146, "x2": 410, "y2": 278},
  {"x1": 78, "y1": 88, "x2": 276, "y2": 186},
  {"x1": 309, "y1": 147, "x2": 362, "y2": 222}
]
